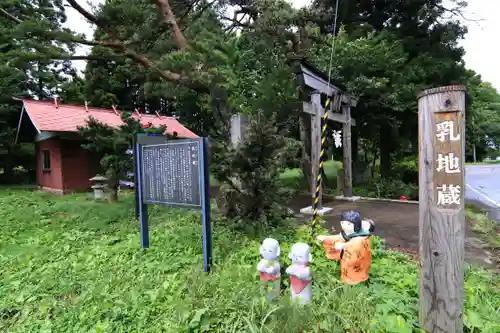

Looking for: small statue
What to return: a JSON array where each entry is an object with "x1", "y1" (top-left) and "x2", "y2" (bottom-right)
[
  {"x1": 318, "y1": 217, "x2": 375, "y2": 261},
  {"x1": 257, "y1": 238, "x2": 281, "y2": 301},
  {"x1": 285, "y1": 243, "x2": 312, "y2": 304},
  {"x1": 317, "y1": 211, "x2": 373, "y2": 285},
  {"x1": 362, "y1": 219, "x2": 375, "y2": 235}
]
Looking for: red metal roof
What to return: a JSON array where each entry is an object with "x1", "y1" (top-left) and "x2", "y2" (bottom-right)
[{"x1": 22, "y1": 99, "x2": 199, "y2": 139}]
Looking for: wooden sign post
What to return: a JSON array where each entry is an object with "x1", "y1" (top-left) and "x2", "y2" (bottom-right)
[{"x1": 417, "y1": 85, "x2": 466, "y2": 333}]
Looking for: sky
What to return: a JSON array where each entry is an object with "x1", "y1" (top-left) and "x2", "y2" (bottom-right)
[{"x1": 64, "y1": 0, "x2": 500, "y2": 90}]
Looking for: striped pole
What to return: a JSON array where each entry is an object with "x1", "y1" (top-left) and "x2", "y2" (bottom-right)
[{"x1": 311, "y1": 95, "x2": 335, "y2": 233}]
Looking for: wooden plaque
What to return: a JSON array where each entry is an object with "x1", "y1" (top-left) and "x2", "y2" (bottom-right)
[{"x1": 433, "y1": 111, "x2": 463, "y2": 212}]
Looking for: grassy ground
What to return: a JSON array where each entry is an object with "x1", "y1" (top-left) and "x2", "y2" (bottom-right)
[
  {"x1": 278, "y1": 160, "x2": 342, "y2": 190},
  {"x1": 466, "y1": 206, "x2": 500, "y2": 267},
  {"x1": 211, "y1": 160, "x2": 342, "y2": 191},
  {"x1": 0, "y1": 190, "x2": 499, "y2": 332}
]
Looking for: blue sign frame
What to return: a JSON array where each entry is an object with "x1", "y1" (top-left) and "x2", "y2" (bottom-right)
[{"x1": 134, "y1": 134, "x2": 212, "y2": 272}]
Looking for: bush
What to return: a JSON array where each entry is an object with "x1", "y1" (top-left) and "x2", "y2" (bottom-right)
[
  {"x1": 11, "y1": 166, "x2": 30, "y2": 184},
  {"x1": 354, "y1": 179, "x2": 418, "y2": 200},
  {"x1": 211, "y1": 111, "x2": 301, "y2": 231},
  {"x1": 393, "y1": 156, "x2": 418, "y2": 184},
  {"x1": 279, "y1": 160, "x2": 342, "y2": 191}
]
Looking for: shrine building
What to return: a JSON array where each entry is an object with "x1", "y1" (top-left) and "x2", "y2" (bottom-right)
[{"x1": 15, "y1": 98, "x2": 198, "y2": 194}]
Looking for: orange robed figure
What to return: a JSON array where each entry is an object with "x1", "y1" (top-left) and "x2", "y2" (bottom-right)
[{"x1": 317, "y1": 211, "x2": 375, "y2": 285}]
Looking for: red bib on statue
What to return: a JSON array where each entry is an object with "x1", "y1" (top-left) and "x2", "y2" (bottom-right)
[
  {"x1": 290, "y1": 275, "x2": 311, "y2": 294},
  {"x1": 260, "y1": 272, "x2": 279, "y2": 282}
]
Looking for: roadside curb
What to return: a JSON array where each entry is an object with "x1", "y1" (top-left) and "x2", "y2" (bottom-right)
[
  {"x1": 324, "y1": 194, "x2": 419, "y2": 204},
  {"x1": 357, "y1": 197, "x2": 418, "y2": 204}
]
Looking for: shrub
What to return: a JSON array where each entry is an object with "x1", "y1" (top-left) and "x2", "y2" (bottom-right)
[
  {"x1": 211, "y1": 111, "x2": 301, "y2": 231},
  {"x1": 77, "y1": 112, "x2": 167, "y2": 201},
  {"x1": 393, "y1": 156, "x2": 419, "y2": 184},
  {"x1": 11, "y1": 165, "x2": 30, "y2": 184},
  {"x1": 354, "y1": 179, "x2": 418, "y2": 200}
]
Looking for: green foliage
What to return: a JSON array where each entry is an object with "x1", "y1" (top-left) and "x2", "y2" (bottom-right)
[
  {"x1": 77, "y1": 112, "x2": 166, "y2": 199},
  {"x1": 354, "y1": 179, "x2": 418, "y2": 201},
  {"x1": 308, "y1": 0, "x2": 468, "y2": 174},
  {"x1": 3, "y1": 0, "x2": 499, "y2": 187},
  {"x1": 211, "y1": 111, "x2": 301, "y2": 230},
  {"x1": 0, "y1": 0, "x2": 79, "y2": 184},
  {"x1": 392, "y1": 156, "x2": 419, "y2": 185},
  {"x1": 0, "y1": 191, "x2": 498, "y2": 332},
  {"x1": 465, "y1": 72, "x2": 500, "y2": 160},
  {"x1": 352, "y1": 156, "x2": 420, "y2": 201},
  {"x1": 279, "y1": 160, "x2": 342, "y2": 190},
  {"x1": 466, "y1": 209, "x2": 500, "y2": 252}
]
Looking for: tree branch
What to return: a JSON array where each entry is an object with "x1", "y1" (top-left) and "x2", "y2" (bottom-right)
[
  {"x1": 180, "y1": 0, "x2": 218, "y2": 27},
  {"x1": 436, "y1": 3, "x2": 484, "y2": 22},
  {"x1": 154, "y1": 0, "x2": 188, "y2": 49},
  {"x1": 0, "y1": 7, "x2": 22, "y2": 23},
  {"x1": 22, "y1": 54, "x2": 126, "y2": 61},
  {"x1": 65, "y1": 0, "x2": 208, "y2": 93},
  {"x1": 70, "y1": 38, "x2": 122, "y2": 48},
  {"x1": 3, "y1": 2, "x2": 209, "y2": 93},
  {"x1": 178, "y1": 0, "x2": 199, "y2": 24},
  {"x1": 65, "y1": 0, "x2": 101, "y2": 26}
]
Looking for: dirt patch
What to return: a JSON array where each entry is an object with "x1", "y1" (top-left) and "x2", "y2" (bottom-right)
[
  {"x1": 288, "y1": 194, "x2": 496, "y2": 269},
  {"x1": 210, "y1": 186, "x2": 496, "y2": 268}
]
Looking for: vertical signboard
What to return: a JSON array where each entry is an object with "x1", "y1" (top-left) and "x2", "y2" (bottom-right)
[
  {"x1": 134, "y1": 134, "x2": 212, "y2": 272},
  {"x1": 141, "y1": 139, "x2": 202, "y2": 207}
]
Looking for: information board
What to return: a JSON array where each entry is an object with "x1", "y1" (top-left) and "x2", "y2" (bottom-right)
[
  {"x1": 140, "y1": 139, "x2": 201, "y2": 207},
  {"x1": 134, "y1": 134, "x2": 212, "y2": 272}
]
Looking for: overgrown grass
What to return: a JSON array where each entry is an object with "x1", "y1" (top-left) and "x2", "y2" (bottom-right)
[
  {"x1": 210, "y1": 160, "x2": 342, "y2": 189},
  {"x1": 351, "y1": 179, "x2": 419, "y2": 200},
  {"x1": 0, "y1": 190, "x2": 499, "y2": 332},
  {"x1": 279, "y1": 160, "x2": 342, "y2": 190},
  {"x1": 466, "y1": 207, "x2": 500, "y2": 265}
]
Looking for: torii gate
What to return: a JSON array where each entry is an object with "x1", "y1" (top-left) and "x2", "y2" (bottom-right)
[{"x1": 291, "y1": 57, "x2": 360, "y2": 215}]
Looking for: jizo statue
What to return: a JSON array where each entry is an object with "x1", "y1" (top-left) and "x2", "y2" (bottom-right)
[
  {"x1": 285, "y1": 243, "x2": 312, "y2": 304},
  {"x1": 257, "y1": 238, "x2": 281, "y2": 301},
  {"x1": 317, "y1": 211, "x2": 374, "y2": 285}
]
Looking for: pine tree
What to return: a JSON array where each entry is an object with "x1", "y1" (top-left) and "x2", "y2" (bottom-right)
[
  {"x1": 211, "y1": 110, "x2": 301, "y2": 230},
  {"x1": 77, "y1": 112, "x2": 166, "y2": 201},
  {"x1": 0, "y1": 0, "x2": 79, "y2": 182}
]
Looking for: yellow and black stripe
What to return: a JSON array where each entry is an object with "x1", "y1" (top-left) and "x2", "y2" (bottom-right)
[{"x1": 311, "y1": 95, "x2": 336, "y2": 233}]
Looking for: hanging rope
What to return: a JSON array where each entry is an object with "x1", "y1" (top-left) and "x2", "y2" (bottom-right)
[{"x1": 311, "y1": 0, "x2": 341, "y2": 234}]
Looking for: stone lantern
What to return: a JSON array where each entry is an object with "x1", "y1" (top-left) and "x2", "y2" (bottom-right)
[{"x1": 89, "y1": 174, "x2": 108, "y2": 200}]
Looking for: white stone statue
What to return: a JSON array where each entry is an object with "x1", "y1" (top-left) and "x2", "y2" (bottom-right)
[
  {"x1": 257, "y1": 238, "x2": 281, "y2": 301},
  {"x1": 362, "y1": 219, "x2": 375, "y2": 235},
  {"x1": 285, "y1": 242, "x2": 312, "y2": 304}
]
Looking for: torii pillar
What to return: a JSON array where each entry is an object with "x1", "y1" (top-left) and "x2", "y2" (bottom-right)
[{"x1": 290, "y1": 57, "x2": 360, "y2": 215}]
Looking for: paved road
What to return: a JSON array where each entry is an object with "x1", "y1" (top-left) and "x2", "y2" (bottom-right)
[{"x1": 465, "y1": 164, "x2": 500, "y2": 220}]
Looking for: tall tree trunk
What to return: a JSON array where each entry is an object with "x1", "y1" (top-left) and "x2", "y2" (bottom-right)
[
  {"x1": 108, "y1": 182, "x2": 119, "y2": 202},
  {"x1": 379, "y1": 124, "x2": 393, "y2": 178},
  {"x1": 37, "y1": 62, "x2": 44, "y2": 100},
  {"x1": 299, "y1": 113, "x2": 312, "y2": 192},
  {"x1": 351, "y1": 126, "x2": 359, "y2": 184},
  {"x1": 3, "y1": 147, "x2": 14, "y2": 184},
  {"x1": 371, "y1": 152, "x2": 377, "y2": 180}
]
